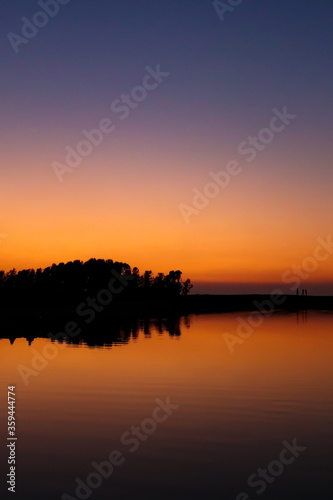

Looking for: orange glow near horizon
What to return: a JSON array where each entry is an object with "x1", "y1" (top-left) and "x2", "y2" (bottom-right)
[{"x1": 1, "y1": 148, "x2": 333, "y2": 290}]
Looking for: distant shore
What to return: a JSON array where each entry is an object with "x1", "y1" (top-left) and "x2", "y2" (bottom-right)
[{"x1": 1, "y1": 294, "x2": 333, "y2": 322}]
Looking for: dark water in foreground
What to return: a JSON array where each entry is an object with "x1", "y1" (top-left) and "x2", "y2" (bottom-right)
[{"x1": 0, "y1": 312, "x2": 332, "y2": 500}]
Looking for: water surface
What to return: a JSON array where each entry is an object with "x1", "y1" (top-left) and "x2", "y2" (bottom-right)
[{"x1": 0, "y1": 312, "x2": 332, "y2": 499}]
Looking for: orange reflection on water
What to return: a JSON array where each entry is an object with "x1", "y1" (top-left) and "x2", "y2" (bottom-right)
[{"x1": 0, "y1": 312, "x2": 332, "y2": 499}]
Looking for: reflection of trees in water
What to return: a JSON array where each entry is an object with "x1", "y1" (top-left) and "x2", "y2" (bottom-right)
[
  {"x1": 296, "y1": 310, "x2": 308, "y2": 323},
  {"x1": 138, "y1": 317, "x2": 183, "y2": 338},
  {"x1": 3, "y1": 315, "x2": 192, "y2": 347}
]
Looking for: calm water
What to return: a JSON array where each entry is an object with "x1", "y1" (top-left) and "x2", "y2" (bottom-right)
[{"x1": 0, "y1": 312, "x2": 332, "y2": 500}]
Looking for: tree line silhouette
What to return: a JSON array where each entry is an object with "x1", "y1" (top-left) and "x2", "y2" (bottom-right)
[{"x1": 0, "y1": 258, "x2": 193, "y2": 306}]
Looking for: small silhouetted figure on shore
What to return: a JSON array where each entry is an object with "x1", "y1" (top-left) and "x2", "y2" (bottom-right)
[
  {"x1": 305, "y1": 289, "x2": 308, "y2": 296},
  {"x1": 296, "y1": 288, "x2": 299, "y2": 295},
  {"x1": 301, "y1": 289, "x2": 304, "y2": 295}
]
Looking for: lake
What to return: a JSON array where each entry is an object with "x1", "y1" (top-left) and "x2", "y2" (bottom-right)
[{"x1": 0, "y1": 311, "x2": 332, "y2": 500}]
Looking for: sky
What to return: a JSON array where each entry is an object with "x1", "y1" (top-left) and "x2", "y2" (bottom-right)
[{"x1": 1, "y1": 0, "x2": 333, "y2": 294}]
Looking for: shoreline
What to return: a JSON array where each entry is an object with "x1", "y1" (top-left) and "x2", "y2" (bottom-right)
[
  {"x1": 1, "y1": 294, "x2": 332, "y2": 344},
  {"x1": 1, "y1": 294, "x2": 332, "y2": 324},
  {"x1": 2, "y1": 294, "x2": 333, "y2": 320}
]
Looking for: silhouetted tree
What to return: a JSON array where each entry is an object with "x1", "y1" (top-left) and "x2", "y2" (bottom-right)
[{"x1": 0, "y1": 258, "x2": 193, "y2": 306}]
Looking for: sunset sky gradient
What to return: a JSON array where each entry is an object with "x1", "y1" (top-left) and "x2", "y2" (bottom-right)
[{"x1": 1, "y1": 0, "x2": 333, "y2": 293}]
